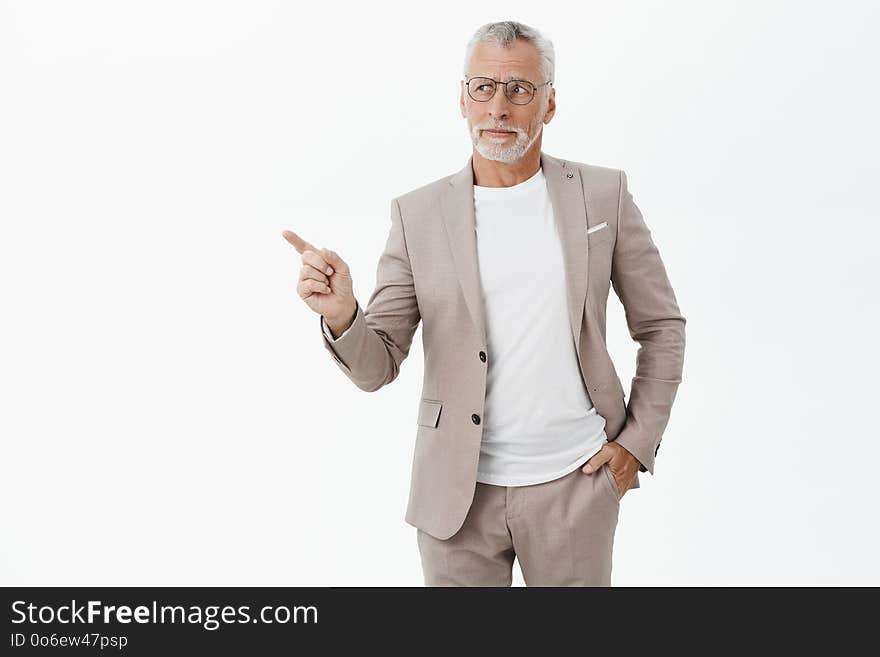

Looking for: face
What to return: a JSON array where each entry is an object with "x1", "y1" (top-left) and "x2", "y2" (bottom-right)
[{"x1": 460, "y1": 39, "x2": 556, "y2": 163}]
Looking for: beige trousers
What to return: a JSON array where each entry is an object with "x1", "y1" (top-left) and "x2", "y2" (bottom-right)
[{"x1": 416, "y1": 459, "x2": 621, "y2": 586}]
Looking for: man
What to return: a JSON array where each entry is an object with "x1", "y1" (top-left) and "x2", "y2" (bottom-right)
[{"x1": 283, "y1": 20, "x2": 686, "y2": 586}]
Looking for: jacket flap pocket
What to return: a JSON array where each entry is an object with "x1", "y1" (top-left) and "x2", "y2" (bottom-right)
[{"x1": 417, "y1": 399, "x2": 443, "y2": 428}]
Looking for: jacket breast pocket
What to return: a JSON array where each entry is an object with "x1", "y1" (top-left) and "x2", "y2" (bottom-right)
[
  {"x1": 588, "y1": 222, "x2": 615, "y2": 249},
  {"x1": 417, "y1": 399, "x2": 443, "y2": 428}
]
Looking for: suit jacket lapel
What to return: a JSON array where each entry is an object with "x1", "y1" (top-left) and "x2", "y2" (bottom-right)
[
  {"x1": 439, "y1": 155, "x2": 486, "y2": 346},
  {"x1": 543, "y1": 151, "x2": 591, "y2": 364},
  {"x1": 439, "y1": 150, "x2": 590, "y2": 360}
]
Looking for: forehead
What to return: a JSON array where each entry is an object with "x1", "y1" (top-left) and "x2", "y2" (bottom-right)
[{"x1": 468, "y1": 39, "x2": 541, "y2": 79}]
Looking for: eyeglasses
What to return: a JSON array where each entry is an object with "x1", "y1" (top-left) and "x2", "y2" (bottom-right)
[{"x1": 464, "y1": 76, "x2": 553, "y2": 105}]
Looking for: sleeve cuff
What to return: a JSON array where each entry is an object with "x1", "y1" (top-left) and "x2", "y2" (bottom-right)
[
  {"x1": 612, "y1": 431, "x2": 656, "y2": 475},
  {"x1": 322, "y1": 312, "x2": 356, "y2": 342}
]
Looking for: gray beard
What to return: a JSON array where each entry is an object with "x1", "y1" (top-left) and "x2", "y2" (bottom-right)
[{"x1": 470, "y1": 110, "x2": 546, "y2": 164}]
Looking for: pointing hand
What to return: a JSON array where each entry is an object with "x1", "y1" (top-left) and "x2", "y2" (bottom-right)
[{"x1": 282, "y1": 230, "x2": 357, "y2": 334}]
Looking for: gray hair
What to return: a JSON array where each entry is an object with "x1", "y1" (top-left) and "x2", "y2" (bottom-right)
[{"x1": 462, "y1": 21, "x2": 555, "y2": 84}]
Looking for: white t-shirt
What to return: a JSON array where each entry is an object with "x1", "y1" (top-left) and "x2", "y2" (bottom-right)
[{"x1": 472, "y1": 165, "x2": 608, "y2": 486}]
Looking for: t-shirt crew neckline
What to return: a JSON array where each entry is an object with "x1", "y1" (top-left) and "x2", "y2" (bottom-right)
[{"x1": 473, "y1": 166, "x2": 545, "y2": 199}]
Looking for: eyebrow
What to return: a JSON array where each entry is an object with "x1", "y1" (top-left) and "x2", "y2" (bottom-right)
[{"x1": 474, "y1": 73, "x2": 531, "y2": 81}]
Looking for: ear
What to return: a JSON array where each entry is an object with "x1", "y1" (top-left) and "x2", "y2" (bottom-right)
[
  {"x1": 459, "y1": 81, "x2": 467, "y2": 118},
  {"x1": 543, "y1": 88, "x2": 556, "y2": 124}
]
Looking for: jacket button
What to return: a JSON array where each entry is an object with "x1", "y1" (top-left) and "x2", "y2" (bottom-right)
[
  {"x1": 472, "y1": 414, "x2": 481, "y2": 425},
  {"x1": 479, "y1": 351, "x2": 487, "y2": 362}
]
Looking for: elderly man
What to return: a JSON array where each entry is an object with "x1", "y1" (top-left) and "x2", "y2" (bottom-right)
[{"x1": 283, "y1": 20, "x2": 686, "y2": 586}]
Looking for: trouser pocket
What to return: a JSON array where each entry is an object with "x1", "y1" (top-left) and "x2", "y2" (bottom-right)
[{"x1": 601, "y1": 463, "x2": 621, "y2": 502}]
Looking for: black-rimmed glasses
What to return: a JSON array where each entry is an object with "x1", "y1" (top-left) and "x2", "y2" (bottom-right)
[{"x1": 464, "y1": 76, "x2": 553, "y2": 105}]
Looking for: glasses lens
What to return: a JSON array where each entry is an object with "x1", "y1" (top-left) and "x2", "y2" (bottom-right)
[
  {"x1": 506, "y1": 80, "x2": 535, "y2": 105},
  {"x1": 468, "y1": 78, "x2": 496, "y2": 101}
]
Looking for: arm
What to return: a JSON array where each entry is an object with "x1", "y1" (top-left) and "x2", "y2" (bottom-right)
[
  {"x1": 320, "y1": 198, "x2": 421, "y2": 392},
  {"x1": 610, "y1": 170, "x2": 687, "y2": 474}
]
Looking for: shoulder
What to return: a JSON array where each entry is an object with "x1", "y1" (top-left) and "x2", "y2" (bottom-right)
[
  {"x1": 559, "y1": 156, "x2": 625, "y2": 194},
  {"x1": 549, "y1": 154, "x2": 634, "y2": 225},
  {"x1": 390, "y1": 171, "x2": 456, "y2": 218}
]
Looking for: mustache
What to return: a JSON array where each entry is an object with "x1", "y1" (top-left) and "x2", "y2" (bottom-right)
[{"x1": 478, "y1": 125, "x2": 521, "y2": 133}]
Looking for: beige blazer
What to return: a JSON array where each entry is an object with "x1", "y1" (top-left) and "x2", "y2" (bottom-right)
[{"x1": 321, "y1": 150, "x2": 686, "y2": 540}]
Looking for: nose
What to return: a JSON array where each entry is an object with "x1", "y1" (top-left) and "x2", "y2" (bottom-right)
[{"x1": 486, "y1": 87, "x2": 512, "y2": 119}]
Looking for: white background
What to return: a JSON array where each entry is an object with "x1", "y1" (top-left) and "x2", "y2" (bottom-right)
[{"x1": 1, "y1": 1, "x2": 878, "y2": 586}]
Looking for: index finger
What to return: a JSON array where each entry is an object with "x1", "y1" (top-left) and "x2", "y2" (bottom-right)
[{"x1": 281, "y1": 230, "x2": 317, "y2": 255}]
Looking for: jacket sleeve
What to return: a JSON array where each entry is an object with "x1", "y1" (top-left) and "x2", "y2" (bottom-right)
[
  {"x1": 322, "y1": 314, "x2": 356, "y2": 342},
  {"x1": 320, "y1": 198, "x2": 421, "y2": 392},
  {"x1": 609, "y1": 170, "x2": 686, "y2": 474}
]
